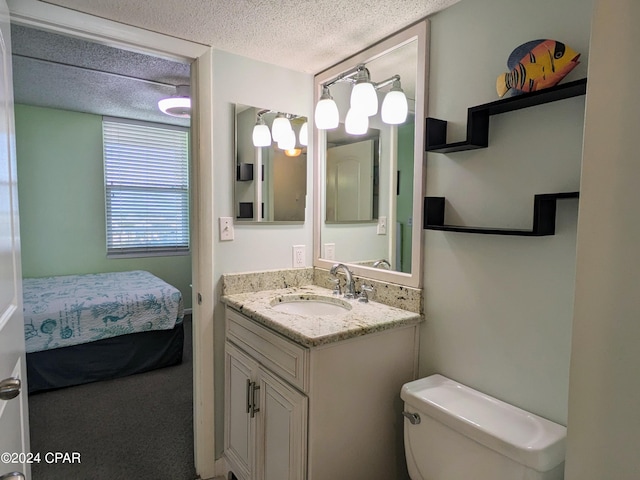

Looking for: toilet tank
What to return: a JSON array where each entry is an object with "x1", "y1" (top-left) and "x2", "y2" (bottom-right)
[{"x1": 401, "y1": 374, "x2": 566, "y2": 480}]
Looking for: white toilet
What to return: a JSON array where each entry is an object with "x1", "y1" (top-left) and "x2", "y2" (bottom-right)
[{"x1": 401, "y1": 374, "x2": 567, "y2": 480}]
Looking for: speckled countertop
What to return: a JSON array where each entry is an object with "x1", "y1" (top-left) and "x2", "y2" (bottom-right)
[{"x1": 222, "y1": 284, "x2": 423, "y2": 347}]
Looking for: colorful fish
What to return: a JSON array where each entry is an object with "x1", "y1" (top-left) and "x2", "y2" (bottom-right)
[{"x1": 496, "y1": 39, "x2": 580, "y2": 97}]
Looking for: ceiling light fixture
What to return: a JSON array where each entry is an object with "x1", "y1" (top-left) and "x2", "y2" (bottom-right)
[
  {"x1": 315, "y1": 65, "x2": 409, "y2": 134},
  {"x1": 158, "y1": 85, "x2": 191, "y2": 118}
]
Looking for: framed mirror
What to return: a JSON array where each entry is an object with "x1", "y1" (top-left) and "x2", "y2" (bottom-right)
[
  {"x1": 313, "y1": 21, "x2": 428, "y2": 288},
  {"x1": 234, "y1": 105, "x2": 308, "y2": 223}
]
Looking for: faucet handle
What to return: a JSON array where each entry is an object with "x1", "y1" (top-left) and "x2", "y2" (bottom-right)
[
  {"x1": 331, "y1": 277, "x2": 341, "y2": 296},
  {"x1": 358, "y1": 283, "x2": 374, "y2": 302}
]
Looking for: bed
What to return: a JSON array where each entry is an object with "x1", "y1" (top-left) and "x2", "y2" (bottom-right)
[{"x1": 23, "y1": 270, "x2": 185, "y2": 393}]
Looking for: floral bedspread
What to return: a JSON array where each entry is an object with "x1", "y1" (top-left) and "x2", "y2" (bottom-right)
[{"x1": 23, "y1": 270, "x2": 184, "y2": 353}]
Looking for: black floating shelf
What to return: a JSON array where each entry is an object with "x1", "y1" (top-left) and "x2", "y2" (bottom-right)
[
  {"x1": 424, "y1": 192, "x2": 579, "y2": 236},
  {"x1": 426, "y1": 78, "x2": 587, "y2": 153}
]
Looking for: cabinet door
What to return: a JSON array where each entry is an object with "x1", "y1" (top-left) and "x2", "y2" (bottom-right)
[
  {"x1": 256, "y1": 367, "x2": 308, "y2": 480},
  {"x1": 225, "y1": 342, "x2": 258, "y2": 480}
]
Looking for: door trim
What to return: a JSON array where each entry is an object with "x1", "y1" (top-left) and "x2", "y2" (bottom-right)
[{"x1": 6, "y1": 1, "x2": 216, "y2": 477}]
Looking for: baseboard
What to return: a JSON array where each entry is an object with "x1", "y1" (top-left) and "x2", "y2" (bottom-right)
[
  {"x1": 184, "y1": 307, "x2": 193, "y2": 315},
  {"x1": 214, "y1": 456, "x2": 229, "y2": 478}
]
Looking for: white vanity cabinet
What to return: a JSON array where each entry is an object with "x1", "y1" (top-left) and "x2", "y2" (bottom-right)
[
  {"x1": 224, "y1": 305, "x2": 419, "y2": 480},
  {"x1": 225, "y1": 341, "x2": 307, "y2": 480}
]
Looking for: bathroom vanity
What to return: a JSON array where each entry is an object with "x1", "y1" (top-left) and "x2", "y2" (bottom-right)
[{"x1": 222, "y1": 285, "x2": 421, "y2": 480}]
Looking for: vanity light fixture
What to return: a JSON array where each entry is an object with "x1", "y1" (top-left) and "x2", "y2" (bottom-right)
[
  {"x1": 380, "y1": 76, "x2": 409, "y2": 125},
  {"x1": 350, "y1": 65, "x2": 378, "y2": 116},
  {"x1": 299, "y1": 121, "x2": 308, "y2": 146},
  {"x1": 271, "y1": 113, "x2": 292, "y2": 142},
  {"x1": 251, "y1": 110, "x2": 307, "y2": 150},
  {"x1": 277, "y1": 128, "x2": 297, "y2": 150},
  {"x1": 158, "y1": 85, "x2": 191, "y2": 118},
  {"x1": 345, "y1": 107, "x2": 369, "y2": 135},
  {"x1": 315, "y1": 65, "x2": 409, "y2": 133},
  {"x1": 252, "y1": 115, "x2": 272, "y2": 147},
  {"x1": 314, "y1": 86, "x2": 340, "y2": 129}
]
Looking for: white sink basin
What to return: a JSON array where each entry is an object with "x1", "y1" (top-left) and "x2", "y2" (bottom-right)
[{"x1": 270, "y1": 295, "x2": 352, "y2": 316}]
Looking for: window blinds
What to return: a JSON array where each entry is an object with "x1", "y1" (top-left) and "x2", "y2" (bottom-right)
[{"x1": 103, "y1": 118, "x2": 189, "y2": 256}]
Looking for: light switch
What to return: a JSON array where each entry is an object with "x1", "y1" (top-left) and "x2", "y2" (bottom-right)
[
  {"x1": 219, "y1": 217, "x2": 234, "y2": 241},
  {"x1": 377, "y1": 216, "x2": 387, "y2": 235},
  {"x1": 324, "y1": 243, "x2": 336, "y2": 260}
]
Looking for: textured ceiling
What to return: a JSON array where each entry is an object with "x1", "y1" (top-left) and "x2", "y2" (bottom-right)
[
  {"x1": 11, "y1": 24, "x2": 191, "y2": 126},
  {"x1": 13, "y1": 0, "x2": 460, "y2": 126},
  {"x1": 41, "y1": 0, "x2": 460, "y2": 74}
]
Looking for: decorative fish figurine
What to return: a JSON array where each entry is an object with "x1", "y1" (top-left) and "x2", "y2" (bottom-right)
[{"x1": 496, "y1": 39, "x2": 580, "y2": 97}]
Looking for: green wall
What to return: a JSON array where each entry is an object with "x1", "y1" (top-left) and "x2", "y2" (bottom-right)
[
  {"x1": 15, "y1": 104, "x2": 192, "y2": 309},
  {"x1": 397, "y1": 122, "x2": 414, "y2": 273}
]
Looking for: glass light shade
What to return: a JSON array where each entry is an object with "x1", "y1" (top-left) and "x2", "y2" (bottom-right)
[
  {"x1": 314, "y1": 98, "x2": 339, "y2": 130},
  {"x1": 381, "y1": 90, "x2": 409, "y2": 124},
  {"x1": 158, "y1": 97, "x2": 191, "y2": 118},
  {"x1": 271, "y1": 116, "x2": 292, "y2": 142},
  {"x1": 350, "y1": 82, "x2": 378, "y2": 116},
  {"x1": 299, "y1": 121, "x2": 308, "y2": 146},
  {"x1": 345, "y1": 107, "x2": 369, "y2": 135},
  {"x1": 277, "y1": 129, "x2": 296, "y2": 150},
  {"x1": 252, "y1": 123, "x2": 272, "y2": 147}
]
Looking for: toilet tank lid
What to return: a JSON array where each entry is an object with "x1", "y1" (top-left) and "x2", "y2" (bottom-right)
[{"x1": 401, "y1": 374, "x2": 566, "y2": 472}]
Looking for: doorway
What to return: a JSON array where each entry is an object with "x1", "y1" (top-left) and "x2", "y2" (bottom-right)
[{"x1": 8, "y1": 2, "x2": 216, "y2": 477}]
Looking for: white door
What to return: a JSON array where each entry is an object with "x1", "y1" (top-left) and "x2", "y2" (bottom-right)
[
  {"x1": 326, "y1": 140, "x2": 374, "y2": 222},
  {"x1": 0, "y1": 1, "x2": 30, "y2": 479}
]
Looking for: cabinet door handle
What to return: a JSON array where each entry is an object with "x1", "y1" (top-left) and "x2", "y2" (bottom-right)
[
  {"x1": 246, "y1": 379, "x2": 252, "y2": 414},
  {"x1": 249, "y1": 382, "x2": 260, "y2": 418}
]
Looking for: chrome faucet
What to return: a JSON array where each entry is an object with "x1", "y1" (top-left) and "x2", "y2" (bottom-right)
[
  {"x1": 372, "y1": 259, "x2": 391, "y2": 269},
  {"x1": 330, "y1": 263, "x2": 356, "y2": 299}
]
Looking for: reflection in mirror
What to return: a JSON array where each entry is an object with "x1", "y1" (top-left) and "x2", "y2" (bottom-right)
[
  {"x1": 325, "y1": 124, "x2": 380, "y2": 223},
  {"x1": 313, "y1": 21, "x2": 427, "y2": 287},
  {"x1": 235, "y1": 105, "x2": 307, "y2": 222}
]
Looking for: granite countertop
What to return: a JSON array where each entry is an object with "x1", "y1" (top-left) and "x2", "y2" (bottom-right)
[{"x1": 222, "y1": 284, "x2": 423, "y2": 347}]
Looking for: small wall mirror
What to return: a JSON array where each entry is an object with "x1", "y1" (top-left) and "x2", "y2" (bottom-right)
[
  {"x1": 234, "y1": 105, "x2": 308, "y2": 223},
  {"x1": 313, "y1": 21, "x2": 428, "y2": 287}
]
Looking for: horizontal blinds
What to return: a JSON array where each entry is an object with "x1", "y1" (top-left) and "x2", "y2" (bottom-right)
[{"x1": 103, "y1": 119, "x2": 189, "y2": 255}]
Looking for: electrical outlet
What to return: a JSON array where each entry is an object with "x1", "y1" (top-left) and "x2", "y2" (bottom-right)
[
  {"x1": 219, "y1": 217, "x2": 234, "y2": 241},
  {"x1": 292, "y1": 245, "x2": 305, "y2": 268},
  {"x1": 377, "y1": 216, "x2": 387, "y2": 235},
  {"x1": 324, "y1": 243, "x2": 336, "y2": 260}
]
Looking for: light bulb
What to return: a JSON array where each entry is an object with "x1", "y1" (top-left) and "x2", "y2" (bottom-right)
[
  {"x1": 252, "y1": 122, "x2": 271, "y2": 147},
  {"x1": 345, "y1": 107, "x2": 369, "y2": 135},
  {"x1": 381, "y1": 79, "x2": 408, "y2": 124},
  {"x1": 314, "y1": 87, "x2": 339, "y2": 130},
  {"x1": 271, "y1": 115, "x2": 292, "y2": 142},
  {"x1": 299, "y1": 121, "x2": 308, "y2": 146},
  {"x1": 278, "y1": 129, "x2": 296, "y2": 150}
]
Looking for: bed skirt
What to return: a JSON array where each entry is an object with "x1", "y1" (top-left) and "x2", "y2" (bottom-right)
[{"x1": 26, "y1": 322, "x2": 184, "y2": 394}]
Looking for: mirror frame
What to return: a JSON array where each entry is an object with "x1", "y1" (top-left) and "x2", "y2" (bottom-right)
[{"x1": 313, "y1": 20, "x2": 428, "y2": 288}]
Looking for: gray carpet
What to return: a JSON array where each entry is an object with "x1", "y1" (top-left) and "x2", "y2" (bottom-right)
[{"x1": 27, "y1": 316, "x2": 196, "y2": 480}]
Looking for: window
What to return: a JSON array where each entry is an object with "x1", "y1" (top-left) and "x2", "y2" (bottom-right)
[{"x1": 103, "y1": 118, "x2": 189, "y2": 257}]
